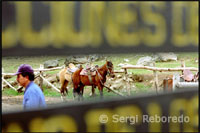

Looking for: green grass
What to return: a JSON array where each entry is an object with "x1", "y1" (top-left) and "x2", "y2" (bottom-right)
[
  {"x1": 2, "y1": 56, "x2": 66, "y2": 73},
  {"x1": 134, "y1": 82, "x2": 152, "y2": 92},
  {"x1": 45, "y1": 70, "x2": 60, "y2": 75},
  {"x1": 2, "y1": 88, "x2": 23, "y2": 96},
  {"x1": 43, "y1": 88, "x2": 61, "y2": 97}
]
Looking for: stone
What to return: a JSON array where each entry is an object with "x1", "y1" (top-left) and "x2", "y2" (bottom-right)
[
  {"x1": 153, "y1": 52, "x2": 177, "y2": 62},
  {"x1": 137, "y1": 56, "x2": 155, "y2": 67},
  {"x1": 44, "y1": 60, "x2": 59, "y2": 68}
]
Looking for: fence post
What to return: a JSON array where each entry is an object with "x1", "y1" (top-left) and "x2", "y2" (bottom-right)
[
  {"x1": 153, "y1": 63, "x2": 159, "y2": 94},
  {"x1": 39, "y1": 64, "x2": 44, "y2": 91},
  {"x1": 124, "y1": 68, "x2": 127, "y2": 74},
  {"x1": 2, "y1": 68, "x2": 4, "y2": 91},
  {"x1": 180, "y1": 60, "x2": 185, "y2": 75},
  {"x1": 123, "y1": 68, "x2": 131, "y2": 95}
]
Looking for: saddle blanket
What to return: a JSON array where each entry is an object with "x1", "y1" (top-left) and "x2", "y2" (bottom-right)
[
  {"x1": 67, "y1": 67, "x2": 78, "y2": 74},
  {"x1": 80, "y1": 69, "x2": 96, "y2": 76}
]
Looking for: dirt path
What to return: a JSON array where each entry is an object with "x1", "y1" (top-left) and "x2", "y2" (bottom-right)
[{"x1": 2, "y1": 95, "x2": 65, "y2": 113}]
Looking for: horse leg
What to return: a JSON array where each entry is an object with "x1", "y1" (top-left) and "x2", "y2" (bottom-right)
[
  {"x1": 60, "y1": 84, "x2": 65, "y2": 101},
  {"x1": 79, "y1": 85, "x2": 84, "y2": 101},
  {"x1": 90, "y1": 85, "x2": 97, "y2": 97},
  {"x1": 73, "y1": 88, "x2": 80, "y2": 101},
  {"x1": 73, "y1": 89, "x2": 77, "y2": 99},
  {"x1": 100, "y1": 89, "x2": 103, "y2": 99},
  {"x1": 97, "y1": 84, "x2": 104, "y2": 99},
  {"x1": 73, "y1": 86, "x2": 79, "y2": 100},
  {"x1": 63, "y1": 81, "x2": 69, "y2": 101},
  {"x1": 77, "y1": 87, "x2": 82, "y2": 101},
  {"x1": 73, "y1": 84, "x2": 82, "y2": 101},
  {"x1": 60, "y1": 80, "x2": 68, "y2": 101}
]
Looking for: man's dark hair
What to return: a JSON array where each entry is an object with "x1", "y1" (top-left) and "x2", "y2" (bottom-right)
[{"x1": 21, "y1": 72, "x2": 35, "y2": 81}]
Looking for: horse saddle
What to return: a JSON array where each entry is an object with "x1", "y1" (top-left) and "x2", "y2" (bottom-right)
[
  {"x1": 65, "y1": 63, "x2": 78, "y2": 74},
  {"x1": 67, "y1": 67, "x2": 78, "y2": 74},
  {"x1": 80, "y1": 67, "x2": 96, "y2": 76}
]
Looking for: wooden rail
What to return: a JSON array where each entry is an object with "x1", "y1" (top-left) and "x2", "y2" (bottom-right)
[
  {"x1": 39, "y1": 75, "x2": 60, "y2": 92},
  {"x1": 121, "y1": 65, "x2": 198, "y2": 72}
]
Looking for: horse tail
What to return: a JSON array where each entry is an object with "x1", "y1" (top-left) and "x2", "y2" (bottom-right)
[
  {"x1": 59, "y1": 68, "x2": 67, "y2": 84},
  {"x1": 59, "y1": 68, "x2": 68, "y2": 95}
]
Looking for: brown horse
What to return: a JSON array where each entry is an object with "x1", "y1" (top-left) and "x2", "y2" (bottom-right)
[
  {"x1": 72, "y1": 61, "x2": 115, "y2": 100},
  {"x1": 59, "y1": 63, "x2": 95, "y2": 100}
]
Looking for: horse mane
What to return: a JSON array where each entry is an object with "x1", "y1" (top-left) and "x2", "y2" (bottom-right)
[
  {"x1": 98, "y1": 61, "x2": 112, "y2": 70},
  {"x1": 99, "y1": 62, "x2": 107, "y2": 69},
  {"x1": 97, "y1": 62, "x2": 108, "y2": 74}
]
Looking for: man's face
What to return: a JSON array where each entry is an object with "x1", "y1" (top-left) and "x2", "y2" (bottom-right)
[{"x1": 16, "y1": 74, "x2": 28, "y2": 87}]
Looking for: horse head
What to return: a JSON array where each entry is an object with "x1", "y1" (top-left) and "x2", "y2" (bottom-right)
[{"x1": 106, "y1": 61, "x2": 115, "y2": 78}]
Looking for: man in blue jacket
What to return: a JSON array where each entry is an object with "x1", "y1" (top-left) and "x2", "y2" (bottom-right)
[{"x1": 15, "y1": 64, "x2": 46, "y2": 110}]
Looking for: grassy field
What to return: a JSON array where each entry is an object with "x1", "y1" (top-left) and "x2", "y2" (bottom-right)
[{"x1": 2, "y1": 52, "x2": 198, "y2": 99}]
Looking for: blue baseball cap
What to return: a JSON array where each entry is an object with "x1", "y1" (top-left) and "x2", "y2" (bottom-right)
[{"x1": 14, "y1": 64, "x2": 34, "y2": 75}]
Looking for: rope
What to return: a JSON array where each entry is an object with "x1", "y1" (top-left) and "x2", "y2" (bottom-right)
[{"x1": 95, "y1": 68, "x2": 104, "y2": 86}]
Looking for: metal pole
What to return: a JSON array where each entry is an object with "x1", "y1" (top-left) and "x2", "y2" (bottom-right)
[{"x1": 176, "y1": 82, "x2": 199, "y2": 88}]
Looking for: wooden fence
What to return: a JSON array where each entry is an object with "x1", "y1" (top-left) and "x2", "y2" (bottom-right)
[
  {"x1": 2, "y1": 65, "x2": 65, "y2": 92},
  {"x1": 2, "y1": 65, "x2": 126, "y2": 97},
  {"x1": 2, "y1": 63, "x2": 198, "y2": 96},
  {"x1": 120, "y1": 63, "x2": 198, "y2": 93}
]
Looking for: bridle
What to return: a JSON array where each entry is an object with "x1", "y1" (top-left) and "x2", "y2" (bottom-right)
[{"x1": 106, "y1": 64, "x2": 113, "y2": 75}]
